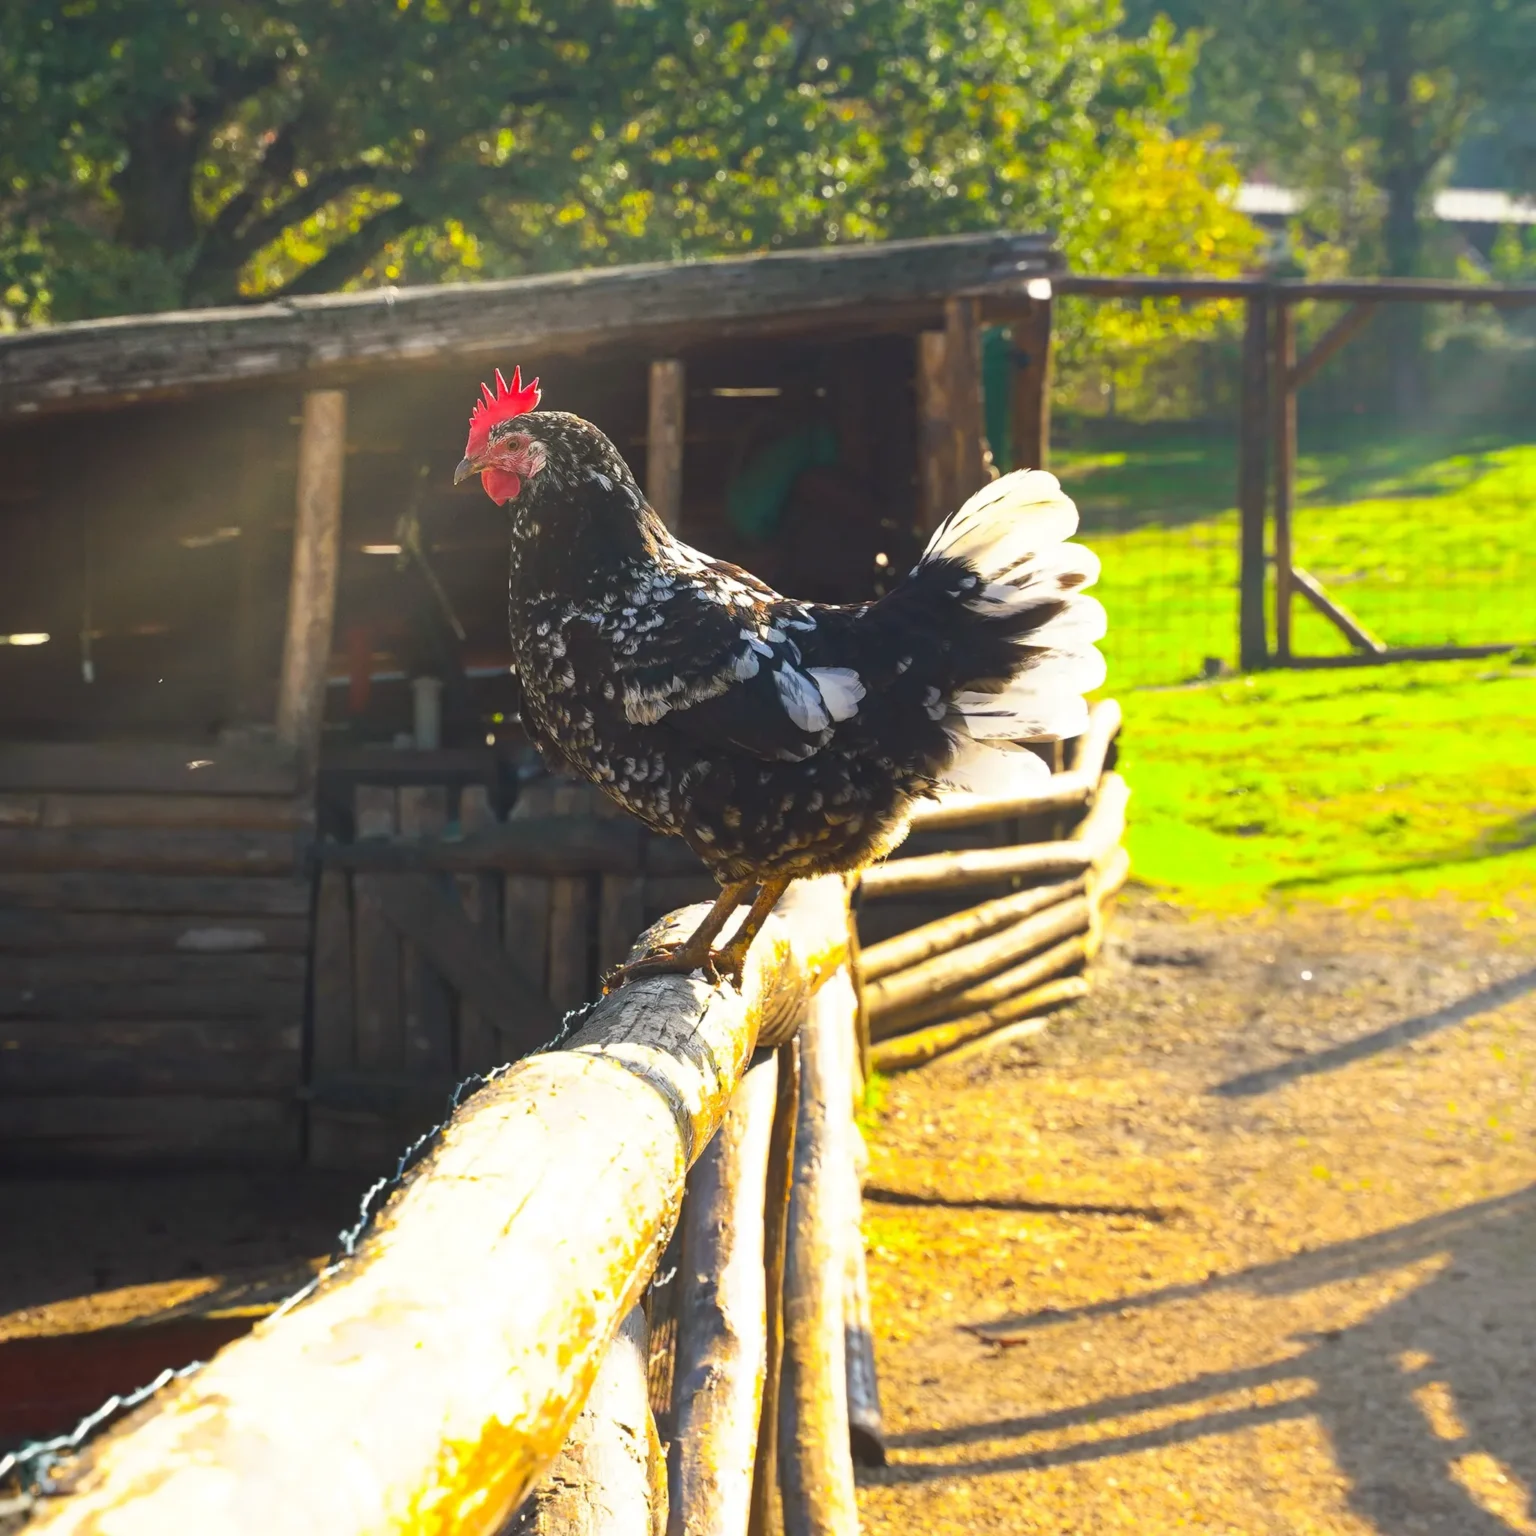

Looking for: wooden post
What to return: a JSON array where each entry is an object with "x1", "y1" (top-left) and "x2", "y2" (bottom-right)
[
  {"x1": 1009, "y1": 290, "x2": 1053, "y2": 472},
  {"x1": 276, "y1": 390, "x2": 346, "y2": 778},
  {"x1": 669, "y1": 1051, "x2": 779, "y2": 1536},
  {"x1": 505, "y1": 1304, "x2": 665, "y2": 1536},
  {"x1": 778, "y1": 968, "x2": 860, "y2": 1536},
  {"x1": 915, "y1": 331, "x2": 953, "y2": 535},
  {"x1": 748, "y1": 1040, "x2": 799, "y2": 1536},
  {"x1": 1238, "y1": 294, "x2": 1270, "y2": 671},
  {"x1": 944, "y1": 296, "x2": 990, "y2": 499},
  {"x1": 842, "y1": 1134, "x2": 884, "y2": 1467},
  {"x1": 1271, "y1": 301, "x2": 1297, "y2": 663},
  {"x1": 648, "y1": 359, "x2": 686, "y2": 533}
]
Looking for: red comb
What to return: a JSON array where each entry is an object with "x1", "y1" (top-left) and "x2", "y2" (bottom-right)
[{"x1": 465, "y1": 366, "x2": 541, "y2": 457}]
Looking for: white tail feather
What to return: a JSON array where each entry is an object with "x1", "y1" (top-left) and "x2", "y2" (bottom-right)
[
  {"x1": 919, "y1": 469, "x2": 1079, "y2": 576},
  {"x1": 922, "y1": 468, "x2": 1107, "y2": 749},
  {"x1": 941, "y1": 738, "x2": 1053, "y2": 796}
]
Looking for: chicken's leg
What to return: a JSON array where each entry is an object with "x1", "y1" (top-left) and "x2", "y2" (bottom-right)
[
  {"x1": 601, "y1": 879, "x2": 754, "y2": 992},
  {"x1": 709, "y1": 876, "x2": 792, "y2": 987}
]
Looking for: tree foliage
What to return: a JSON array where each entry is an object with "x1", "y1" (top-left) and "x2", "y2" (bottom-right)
[
  {"x1": 1131, "y1": 0, "x2": 1536, "y2": 278},
  {"x1": 0, "y1": 0, "x2": 1258, "y2": 335}
]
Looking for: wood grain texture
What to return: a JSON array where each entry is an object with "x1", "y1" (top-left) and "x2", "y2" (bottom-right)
[
  {"x1": 778, "y1": 968, "x2": 860, "y2": 1536},
  {"x1": 862, "y1": 772, "x2": 1128, "y2": 898},
  {"x1": 18, "y1": 877, "x2": 850, "y2": 1536},
  {"x1": 0, "y1": 910, "x2": 308, "y2": 953},
  {"x1": 0, "y1": 1097, "x2": 301, "y2": 1168},
  {"x1": 858, "y1": 876, "x2": 1082, "y2": 983},
  {"x1": 0, "y1": 827, "x2": 299, "y2": 876},
  {"x1": 669, "y1": 1051, "x2": 778, "y2": 1536},
  {"x1": 0, "y1": 874, "x2": 312, "y2": 917},
  {"x1": 276, "y1": 389, "x2": 346, "y2": 776},
  {"x1": 0, "y1": 234, "x2": 1056, "y2": 418},
  {"x1": 0, "y1": 740, "x2": 298, "y2": 796},
  {"x1": 503, "y1": 1305, "x2": 662, "y2": 1536},
  {"x1": 647, "y1": 359, "x2": 686, "y2": 534}
]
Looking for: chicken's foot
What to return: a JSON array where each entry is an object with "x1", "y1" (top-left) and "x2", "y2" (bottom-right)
[
  {"x1": 601, "y1": 880, "x2": 753, "y2": 992},
  {"x1": 709, "y1": 876, "x2": 792, "y2": 987}
]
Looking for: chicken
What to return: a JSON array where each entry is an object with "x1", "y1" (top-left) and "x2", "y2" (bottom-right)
[{"x1": 454, "y1": 366, "x2": 1106, "y2": 987}]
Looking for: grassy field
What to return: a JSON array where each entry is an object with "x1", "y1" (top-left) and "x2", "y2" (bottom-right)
[
  {"x1": 1117, "y1": 655, "x2": 1536, "y2": 908},
  {"x1": 1044, "y1": 419, "x2": 1536, "y2": 907},
  {"x1": 1053, "y1": 421, "x2": 1536, "y2": 691}
]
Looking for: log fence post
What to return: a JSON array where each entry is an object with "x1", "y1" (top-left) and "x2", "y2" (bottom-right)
[
  {"x1": 1009, "y1": 284, "x2": 1053, "y2": 472},
  {"x1": 647, "y1": 360, "x2": 686, "y2": 533},
  {"x1": 1237, "y1": 293, "x2": 1270, "y2": 671},
  {"x1": 669, "y1": 1051, "x2": 780, "y2": 1536},
  {"x1": 778, "y1": 967, "x2": 861, "y2": 1536},
  {"x1": 276, "y1": 389, "x2": 346, "y2": 785},
  {"x1": 1271, "y1": 300, "x2": 1297, "y2": 663}
]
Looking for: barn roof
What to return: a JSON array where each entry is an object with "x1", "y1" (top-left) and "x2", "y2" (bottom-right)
[{"x1": 0, "y1": 231, "x2": 1058, "y2": 422}]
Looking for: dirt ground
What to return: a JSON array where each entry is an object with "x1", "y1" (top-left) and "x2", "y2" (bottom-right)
[{"x1": 858, "y1": 888, "x2": 1536, "y2": 1536}]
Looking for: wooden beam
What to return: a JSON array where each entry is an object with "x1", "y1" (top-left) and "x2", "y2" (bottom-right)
[
  {"x1": 1288, "y1": 301, "x2": 1378, "y2": 392},
  {"x1": 778, "y1": 968, "x2": 860, "y2": 1536},
  {"x1": 748, "y1": 1039, "x2": 799, "y2": 1536},
  {"x1": 17, "y1": 877, "x2": 851, "y2": 1536},
  {"x1": 944, "y1": 296, "x2": 990, "y2": 499},
  {"x1": 1008, "y1": 294, "x2": 1053, "y2": 472},
  {"x1": 0, "y1": 233, "x2": 1058, "y2": 419},
  {"x1": 1290, "y1": 566, "x2": 1387, "y2": 654},
  {"x1": 647, "y1": 358, "x2": 686, "y2": 532},
  {"x1": 505, "y1": 1305, "x2": 662, "y2": 1536},
  {"x1": 670, "y1": 1050, "x2": 779, "y2": 1536},
  {"x1": 868, "y1": 897, "x2": 1090, "y2": 1038},
  {"x1": 862, "y1": 772, "x2": 1129, "y2": 900},
  {"x1": 1271, "y1": 304, "x2": 1297, "y2": 663},
  {"x1": 368, "y1": 871, "x2": 562, "y2": 1050},
  {"x1": 915, "y1": 330, "x2": 954, "y2": 534},
  {"x1": 276, "y1": 389, "x2": 346, "y2": 780},
  {"x1": 870, "y1": 975, "x2": 1089, "y2": 1075},
  {"x1": 859, "y1": 876, "x2": 1084, "y2": 983},
  {"x1": 1237, "y1": 294, "x2": 1270, "y2": 671}
]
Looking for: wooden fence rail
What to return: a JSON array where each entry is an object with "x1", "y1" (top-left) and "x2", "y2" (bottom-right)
[
  {"x1": 18, "y1": 878, "x2": 851, "y2": 1536},
  {"x1": 12, "y1": 700, "x2": 1130, "y2": 1534}
]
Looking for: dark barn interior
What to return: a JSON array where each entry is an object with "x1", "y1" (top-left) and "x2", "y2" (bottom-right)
[{"x1": 0, "y1": 232, "x2": 1058, "y2": 1174}]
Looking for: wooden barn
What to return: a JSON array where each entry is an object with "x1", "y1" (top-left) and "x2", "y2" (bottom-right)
[{"x1": 0, "y1": 231, "x2": 1062, "y2": 1172}]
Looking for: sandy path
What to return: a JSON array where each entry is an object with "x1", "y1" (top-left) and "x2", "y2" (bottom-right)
[{"x1": 857, "y1": 891, "x2": 1536, "y2": 1535}]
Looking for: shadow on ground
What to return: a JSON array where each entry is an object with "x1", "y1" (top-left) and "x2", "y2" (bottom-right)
[{"x1": 878, "y1": 1188, "x2": 1536, "y2": 1534}]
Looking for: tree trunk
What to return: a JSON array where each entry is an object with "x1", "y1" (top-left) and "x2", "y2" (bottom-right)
[{"x1": 1376, "y1": 2, "x2": 1427, "y2": 415}]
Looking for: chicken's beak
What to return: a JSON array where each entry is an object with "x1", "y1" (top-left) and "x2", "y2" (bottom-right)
[{"x1": 453, "y1": 456, "x2": 481, "y2": 486}]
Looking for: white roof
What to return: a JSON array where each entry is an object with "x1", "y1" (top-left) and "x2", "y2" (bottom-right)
[{"x1": 1236, "y1": 183, "x2": 1536, "y2": 225}]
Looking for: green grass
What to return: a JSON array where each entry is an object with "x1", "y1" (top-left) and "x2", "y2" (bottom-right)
[
  {"x1": 1119, "y1": 656, "x2": 1536, "y2": 909},
  {"x1": 1053, "y1": 422, "x2": 1536, "y2": 691}
]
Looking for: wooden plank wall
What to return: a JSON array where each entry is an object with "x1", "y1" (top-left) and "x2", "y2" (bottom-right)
[
  {"x1": 307, "y1": 775, "x2": 712, "y2": 1172},
  {"x1": 0, "y1": 740, "x2": 308, "y2": 1167}
]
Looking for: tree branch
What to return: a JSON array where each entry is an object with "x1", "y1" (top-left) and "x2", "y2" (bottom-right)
[{"x1": 273, "y1": 200, "x2": 421, "y2": 297}]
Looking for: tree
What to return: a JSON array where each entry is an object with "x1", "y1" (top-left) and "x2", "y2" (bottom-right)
[
  {"x1": 1130, "y1": 0, "x2": 1536, "y2": 279},
  {"x1": 0, "y1": 0, "x2": 1258, "y2": 333}
]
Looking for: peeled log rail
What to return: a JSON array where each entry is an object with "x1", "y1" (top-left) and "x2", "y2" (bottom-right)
[
  {"x1": 778, "y1": 969, "x2": 861, "y2": 1536},
  {"x1": 669, "y1": 1051, "x2": 779, "y2": 1536},
  {"x1": 858, "y1": 875, "x2": 1083, "y2": 984},
  {"x1": 861, "y1": 771, "x2": 1128, "y2": 898},
  {"x1": 869, "y1": 975, "x2": 1090, "y2": 1075},
  {"x1": 865, "y1": 893, "x2": 1090, "y2": 1027},
  {"x1": 871, "y1": 931, "x2": 1087, "y2": 1043},
  {"x1": 866, "y1": 848, "x2": 1128, "y2": 1070},
  {"x1": 503, "y1": 1304, "x2": 664, "y2": 1536},
  {"x1": 20, "y1": 877, "x2": 849, "y2": 1536},
  {"x1": 907, "y1": 698, "x2": 1122, "y2": 833}
]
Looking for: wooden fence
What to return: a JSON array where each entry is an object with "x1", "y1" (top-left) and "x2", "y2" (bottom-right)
[{"x1": 7, "y1": 704, "x2": 1130, "y2": 1534}]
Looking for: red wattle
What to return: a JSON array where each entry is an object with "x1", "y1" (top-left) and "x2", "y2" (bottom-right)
[{"x1": 482, "y1": 468, "x2": 522, "y2": 505}]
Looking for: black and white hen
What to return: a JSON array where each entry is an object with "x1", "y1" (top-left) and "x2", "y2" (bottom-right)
[{"x1": 455, "y1": 367, "x2": 1106, "y2": 985}]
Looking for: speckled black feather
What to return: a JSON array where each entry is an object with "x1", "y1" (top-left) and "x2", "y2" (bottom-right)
[{"x1": 496, "y1": 410, "x2": 1089, "y2": 884}]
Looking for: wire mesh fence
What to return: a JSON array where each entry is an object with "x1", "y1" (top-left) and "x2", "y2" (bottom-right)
[{"x1": 1053, "y1": 300, "x2": 1536, "y2": 689}]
